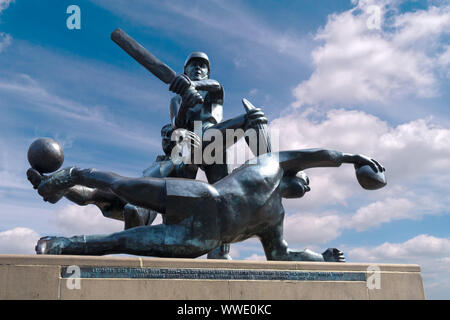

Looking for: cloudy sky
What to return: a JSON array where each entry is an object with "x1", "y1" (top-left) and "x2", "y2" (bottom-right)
[{"x1": 0, "y1": 0, "x2": 449, "y2": 299}]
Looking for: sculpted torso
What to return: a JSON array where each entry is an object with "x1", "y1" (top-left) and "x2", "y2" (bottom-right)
[{"x1": 213, "y1": 156, "x2": 285, "y2": 243}]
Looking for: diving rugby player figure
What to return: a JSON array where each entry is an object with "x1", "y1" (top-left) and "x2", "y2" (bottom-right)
[{"x1": 27, "y1": 117, "x2": 385, "y2": 262}]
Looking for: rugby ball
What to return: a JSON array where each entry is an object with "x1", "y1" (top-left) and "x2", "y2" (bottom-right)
[
  {"x1": 355, "y1": 165, "x2": 386, "y2": 190},
  {"x1": 27, "y1": 138, "x2": 64, "y2": 174}
]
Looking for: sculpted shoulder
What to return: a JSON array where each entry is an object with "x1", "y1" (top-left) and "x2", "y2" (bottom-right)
[{"x1": 215, "y1": 154, "x2": 283, "y2": 196}]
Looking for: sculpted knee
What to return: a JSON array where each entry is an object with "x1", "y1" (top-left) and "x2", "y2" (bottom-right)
[{"x1": 123, "y1": 204, "x2": 139, "y2": 218}]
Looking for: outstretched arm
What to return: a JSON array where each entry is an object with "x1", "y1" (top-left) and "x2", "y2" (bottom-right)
[
  {"x1": 277, "y1": 149, "x2": 384, "y2": 175},
  {"x1": 192, "y1": 79, "x2": 222, "y2": 92}
]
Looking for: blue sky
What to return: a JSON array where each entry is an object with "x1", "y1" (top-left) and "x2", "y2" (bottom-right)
[{"x1": 0, "y1": 0, "x2": 449, "y2": 298}]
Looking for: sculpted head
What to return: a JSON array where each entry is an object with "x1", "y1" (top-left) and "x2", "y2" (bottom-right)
[
  {"x1": 280, "y1": 171, "x2": 310, "y2": 199},
  {"x1": 161, "y1": 124, "x2": 174, "y2": 155},
  {"x1": 184, "y1": 52, "x2": 210, "y2": 81}
]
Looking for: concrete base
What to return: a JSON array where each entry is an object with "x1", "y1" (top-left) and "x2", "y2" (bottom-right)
[{"x1": 0, "y1": 255, "x2": 425, "y2": 300}]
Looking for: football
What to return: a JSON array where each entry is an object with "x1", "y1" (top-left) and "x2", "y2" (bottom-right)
[
  {"x1": 27, "y1": 138, "x2": 64, "y2": 174},
  {"x1": 355, "y1": 165, "x2": 386, "y2": 190}
]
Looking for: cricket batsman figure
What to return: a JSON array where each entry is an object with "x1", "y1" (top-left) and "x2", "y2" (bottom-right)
[
  {"x1": 169, "y1": 52, "x2": 227, "y2": 183},
  {"x1": 168, "y1": 52, "x2": 265, "y2": 259},
  {"x1": 111, "y1": 30, "x2": 268, "y2": 259}
]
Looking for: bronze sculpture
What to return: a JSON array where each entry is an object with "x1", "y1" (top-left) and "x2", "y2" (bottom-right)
[
  {"x1": 28, "y1": 137, "x2": 385, "y2": 261},
  {"x1": 112, "y1": 29, "x2": 269, "y2": 259},
  {"x1": 25, "y1": 29, "x2": 387, "y2": 262}
]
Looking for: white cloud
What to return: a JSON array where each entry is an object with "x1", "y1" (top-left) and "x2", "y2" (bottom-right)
[
  {"x1": 284, "y1": 213, "x2": 343, "y2": 246},
  {"x1": 284, "y1": 169, "x2": 352, "y2": 211},
  {"x1": 244, "y1": 253, "x2": 266, "y2": 261},
  {"x1": 292, "y1": 2, "x2": 450, "y2": 107},
  {"x1": 249, "y1": 88, "x2": 259, "y2": 96},
  {"x1": 0, "y1": 137, "x2": 32, "y2": 191},
  {"x1": 271, "y1": 108, "x2": 450, "y2": 183},
  {"x1": 437, "y1": 45, "x2": 450, "y2": 77},
  {"x1": 438, "y1": 45, "x2": 450, "y2": 66},
  {"x1": 229, "y1": 238, "x2": 265, "y2": 260},
  {"x1": 0, "y1": 32, "x2": 11, "y2": 52},
  {"x1": 346, "y1": 234, "x2": 450, "y2": 299},
  {"x1": 0, "y1": 0, "x2": 13, "y2": 13},
  {"x1": 393, "y1": 5, "x2": 450, "y2": 46},
  {"x1": 283, "y1": 195, "x2": 441, "y2": 246},
  {"x1": 0, "y1": 73, "x2": 161, "y2": 152},
  {"x1": 0, "y1": 227, "x2": 40, "y2": 254},
  {"x1": 54, "y1": 205, "x2": 123, "y2": 236},
  {"x1": 0, "y1": 166, "x2": 28, "y2": 190},
  {"x1": 162, "y1": 0, "x2": 309, "y2": 59},
  {"x1": 349, "y1": 198, "x2": 415, "y2": 231},
  {"x1": 349, "y1": 234, "x2": 450, "y2": 260},
  {"x1": 379, "y1": 118, "x2": 450, "y2": 180},
  {"x1": 271, "y1": 108, "x2": 388, "y2": 210},
  {"x1": 92, "y1": 0, "x2": 312, "y2": 63},
  {"x1": 271, "y1": 108, "x2": 387, "y2": 155},
  {"x1": 270, "y1": 107, "x2": 450, "y2": 235},
  {"x1": 228, "y1": 245, "x2": 240, "y2": 259}
]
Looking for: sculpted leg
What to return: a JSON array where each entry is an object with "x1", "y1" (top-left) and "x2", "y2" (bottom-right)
[
  {"x1": 123, "y1": 204, "x2": 157, "y2": 230},
  {"x1": 35, "y1": 169, "x2": 222, "y2": 257},
  {"x1": 35, "y1": 223, "x2": 219, "y2": 258}
]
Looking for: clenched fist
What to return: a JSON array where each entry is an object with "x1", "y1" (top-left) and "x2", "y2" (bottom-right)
[{"x1": 169, "y1": 74, "x2": 203, "y2": 106}]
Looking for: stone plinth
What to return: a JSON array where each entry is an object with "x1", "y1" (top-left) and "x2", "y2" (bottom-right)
[{"x1": 0, "y1": 255, "x2": 425, "y2": 300}]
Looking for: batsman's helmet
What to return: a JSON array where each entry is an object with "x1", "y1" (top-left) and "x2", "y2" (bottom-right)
[{"x1": 184, "y1": 52, "x2": 210, "y2": 74}]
